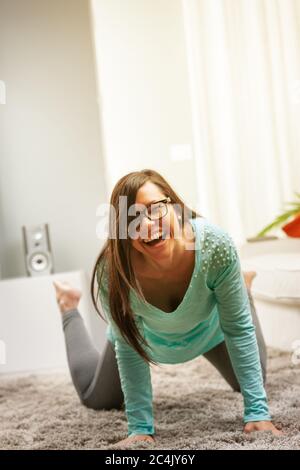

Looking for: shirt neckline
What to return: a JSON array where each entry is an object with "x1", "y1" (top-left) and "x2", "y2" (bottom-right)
[{"x1": 130, "y1": 217, "x2": 201, "y2": 316}]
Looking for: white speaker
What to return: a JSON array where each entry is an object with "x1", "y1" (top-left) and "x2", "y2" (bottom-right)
[{"x1": 22, "y1": 223, "x2": 54, "y2": 276}]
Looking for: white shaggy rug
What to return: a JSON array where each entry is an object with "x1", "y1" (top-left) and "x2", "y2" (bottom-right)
[{"x1": 0, "y1": 348, "x2": 299, "y2": 450}]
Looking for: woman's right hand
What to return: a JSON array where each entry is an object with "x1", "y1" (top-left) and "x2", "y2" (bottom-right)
[
  {"x1": 53, "y1": 280, "x2": 82, "y2": 314},
  {"x1": 113, "y1": 434, "x2": 155, "y2": 448}
]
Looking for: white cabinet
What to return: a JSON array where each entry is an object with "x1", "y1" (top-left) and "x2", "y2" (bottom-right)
[
  {"x1": 0, "y1": 270, "x2": 107, "y2": 374},
  {"x1": 240, "y1": 238, "x2": 300, "y2": 351}
]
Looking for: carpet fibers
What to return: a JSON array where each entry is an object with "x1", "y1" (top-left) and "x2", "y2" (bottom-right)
[{"x1": 1, "y1": 348, "x2": 299, "y2": 450}]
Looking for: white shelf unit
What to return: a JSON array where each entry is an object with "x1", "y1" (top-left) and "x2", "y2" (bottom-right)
[
  {"x1": 0, "y1": 270, "x2": 107, "y2": 375},
  {"x1": 240, "y1": 238, "x2": 300, "y2": 351}
]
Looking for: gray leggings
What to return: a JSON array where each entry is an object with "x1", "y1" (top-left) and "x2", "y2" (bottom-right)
[{"x1": 61, "y1": 288, "x2": 267, "y2": 410}]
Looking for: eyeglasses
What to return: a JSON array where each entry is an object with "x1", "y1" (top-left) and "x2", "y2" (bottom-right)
[{"x1": 136, "y1": 197, "x2": 171, "y2": 222}]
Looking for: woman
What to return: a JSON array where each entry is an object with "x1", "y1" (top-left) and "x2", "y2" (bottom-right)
[{"x1": 54, "y1": 169, "x2": 282, "y2": 446}]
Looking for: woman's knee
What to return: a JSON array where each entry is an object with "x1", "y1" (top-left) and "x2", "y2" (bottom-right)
[
  {"x1": 232, "y1": 382, "x2": 241, "y2": 393},
  {"x1": 261, "y1": 363, "x2": 267, "y2": 387},
  {"x1": 81, "y1": 394, "x2": 124, "y2": 411},
  {"x1": 77, "y1": 340, "x2": 124, "y2": 411}
]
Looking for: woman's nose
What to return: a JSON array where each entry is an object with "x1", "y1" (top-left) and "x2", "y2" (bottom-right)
[{"x1": 140, "y1": 218, "x2": 158, "y2": 237}]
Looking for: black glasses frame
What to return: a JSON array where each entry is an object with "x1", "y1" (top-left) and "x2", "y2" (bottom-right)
[{"x1": 138, "y1": 196, "x2": 171, "y2": 222}]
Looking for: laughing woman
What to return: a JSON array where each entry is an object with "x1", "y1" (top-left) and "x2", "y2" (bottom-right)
[{"x1": 53, "y1": 169, "x2": 282, "y2": 446}]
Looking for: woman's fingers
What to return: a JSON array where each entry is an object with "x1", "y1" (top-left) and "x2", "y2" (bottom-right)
[
  {"x1": 113, "y1": 434, "x2": 155, "y2": 447},
  {"x1": 244, "y1": 421, "x2": 283, "y2": 436}
]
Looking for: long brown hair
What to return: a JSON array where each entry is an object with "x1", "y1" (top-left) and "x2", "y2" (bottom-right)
[{"x1": 91, "y1": 169, "x2": 203, "y2": 365}]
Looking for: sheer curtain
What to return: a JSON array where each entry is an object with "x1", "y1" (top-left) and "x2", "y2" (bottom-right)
[{"x1": 182, "y1": 0, "x2": 300, "y2": 243}]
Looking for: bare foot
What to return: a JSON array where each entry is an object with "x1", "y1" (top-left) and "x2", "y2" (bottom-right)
[
  {"x1": 53, "y1": 280, "x2": 82, "y2": 315},
  {"x1": 243, "y1": 271, "x2": 257, "y2": 290}
]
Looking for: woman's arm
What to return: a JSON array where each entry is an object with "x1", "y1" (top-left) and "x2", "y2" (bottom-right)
[
  {"x1": 206, "y1": 225, "x2": 271, "y2": 423},
  {"x1": 111, "y1": 325, "x2": 155, "y2": 437},
  {"x1": 98, "y1": 270, "x2": 155, "y2": 439}
]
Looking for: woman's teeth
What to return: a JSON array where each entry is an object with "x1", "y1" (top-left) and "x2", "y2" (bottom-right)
[{"x1": 143, "y1": 232, "x2": 165, "y2": 244}]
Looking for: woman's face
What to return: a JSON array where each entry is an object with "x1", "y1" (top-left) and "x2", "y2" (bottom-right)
[{"x1": 129, "y1": 181, "x2": 181, "y2": 260}]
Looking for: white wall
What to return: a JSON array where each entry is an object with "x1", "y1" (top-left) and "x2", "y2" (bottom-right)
[
  {"x1": 90, "y1": 0, "x2": 199, "y2": 212},
  {"x1": 0, "y1": 0, "x2": 106, "y2": 279}
]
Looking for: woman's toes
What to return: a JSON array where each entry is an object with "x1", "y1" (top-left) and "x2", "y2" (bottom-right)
[
  {"x1": 53, "y1": 280, "x2": 70, "y2": 293},
  {"x1": 53, "y1": 281, "x2": 60, "y2": 293},
  {"x1": 243, "y1": 271, "x2": 257, "y2": 289},
  {"x1": 53, "y1": 280, "x2": 81, "y2": 296},
  {"x1": 53, "y1": 280, "x2": 82, "y2": 314}
]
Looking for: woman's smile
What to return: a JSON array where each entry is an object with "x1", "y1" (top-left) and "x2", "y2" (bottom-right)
[{"x1": 142, "y1": 235, "x2": 168, "y2": 250}]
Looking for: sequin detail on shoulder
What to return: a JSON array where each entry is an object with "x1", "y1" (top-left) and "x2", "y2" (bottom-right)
[{"x1": 199, "y1": 222, "x2": 238, "y2": 274}]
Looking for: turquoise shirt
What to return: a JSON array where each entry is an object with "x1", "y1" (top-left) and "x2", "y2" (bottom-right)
[{"x1": 98, "y1": 217, "x2": 271, "y2": 437}]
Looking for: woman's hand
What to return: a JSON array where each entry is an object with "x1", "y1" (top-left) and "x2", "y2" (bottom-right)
[
  {"x1": 244, "y1": 421, "x2": 283, "y2": 436},
  {"x1": 113, "y1": 434, "x2": 155, "y2": 447}
]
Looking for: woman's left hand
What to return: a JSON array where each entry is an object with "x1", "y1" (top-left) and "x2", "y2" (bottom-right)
[
  {"x1": 244, "y1": 421, "x2": 283, "y2": 436},
  {"x1": 113, "y1": 434, "x2": 155, "y2": 447}
]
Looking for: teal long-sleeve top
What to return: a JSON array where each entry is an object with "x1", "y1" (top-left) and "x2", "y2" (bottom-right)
[{"x1": 98, "y1": 217, "x2": 271, "y2": 437}]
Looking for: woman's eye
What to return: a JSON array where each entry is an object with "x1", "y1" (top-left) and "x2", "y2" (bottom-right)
[{"x1": 152, "y1": 204, "x2": 163, "y2": 214}]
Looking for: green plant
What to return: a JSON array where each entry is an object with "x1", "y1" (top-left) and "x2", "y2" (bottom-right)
[{"x1": 256, "y1": 191, "x2": 300, "y2": 237}]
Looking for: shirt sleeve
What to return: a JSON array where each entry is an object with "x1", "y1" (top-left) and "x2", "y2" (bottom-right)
[
  {"x1": 97, "y1": 265, "x2": 155, "y2": 437},
  {"x1": 206, "y1": 224, "x2": 271, "y2": 423}
]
